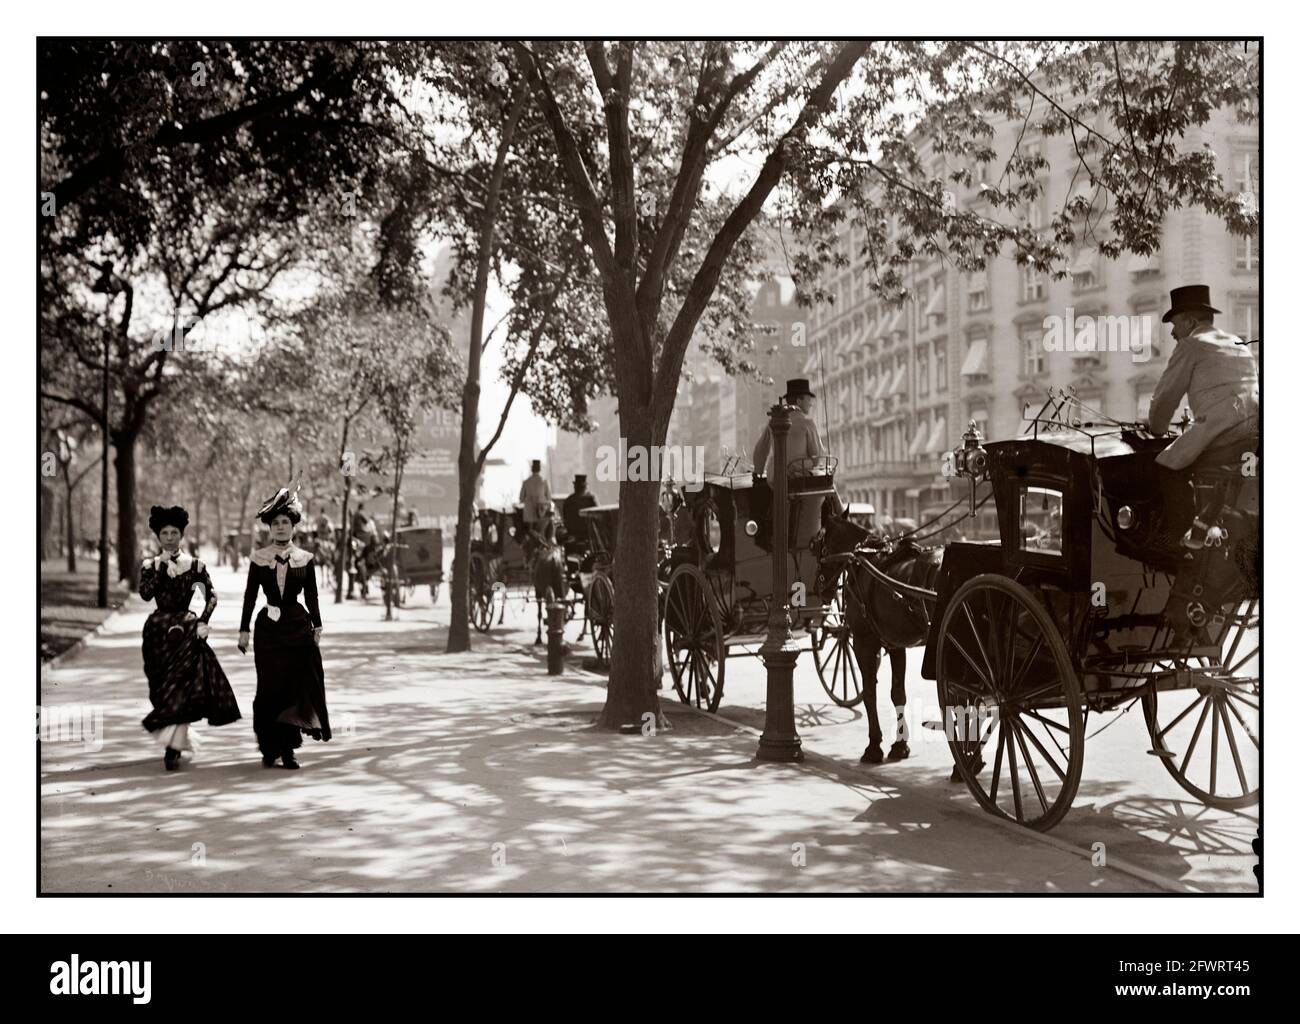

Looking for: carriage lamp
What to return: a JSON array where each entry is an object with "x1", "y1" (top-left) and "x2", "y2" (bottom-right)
[
  {"x1": 1117, "y1": 505, "x2": 1135, "y2": 530},
  {"x1": 745, "y1": 520, "x2": 759, "y2": 537},
  {"x1": 951, "y1": 420, "x2": 989, "y2": 480}
]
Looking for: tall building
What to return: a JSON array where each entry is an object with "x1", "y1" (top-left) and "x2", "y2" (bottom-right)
[{"x1": 806, "y1": 98, "x2": 1258, "y2": 523}]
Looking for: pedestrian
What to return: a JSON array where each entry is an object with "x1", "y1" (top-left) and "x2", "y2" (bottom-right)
[
  {"x1": 238, "y1": 482, "x2": 331, "y2": 770},
  {"x1": 139, "y1": 505, "x2": 241, "y2": 771}
]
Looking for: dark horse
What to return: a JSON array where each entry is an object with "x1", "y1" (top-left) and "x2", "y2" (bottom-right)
[
  {"x1": 530, "y1": 518, "x2": 569, "y2": 645},
  {"x1": 820, "y1": 515, "x2": 942, "y2": 765}
]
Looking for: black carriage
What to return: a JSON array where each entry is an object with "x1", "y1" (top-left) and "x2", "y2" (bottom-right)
[
  {"x1": 468, "y1": 505, "x2": 582, "y2": 632},
  {"x1": 661, "y1": 457, "x2": 843, "y2": 712},
  {"x1": 387, "y1": 525, "x2": 444, "y2": 605},
  {"x1": 579, "y1": 504, "x2": 619, "y2": 662},
  {"x1": 834, "y1": 402, "x2": 1259, "y2": 831}
]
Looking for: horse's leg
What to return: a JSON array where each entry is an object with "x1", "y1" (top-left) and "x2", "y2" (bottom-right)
[
  {"x1": 886, "y1": 647, "x2": 910, "y2": 760},
  {"x1": 850, "y1": 607, "x2": 885, "y2": 764},
  {"x1": 535, "y1": 593, "x2": 543, "y2": 645}
]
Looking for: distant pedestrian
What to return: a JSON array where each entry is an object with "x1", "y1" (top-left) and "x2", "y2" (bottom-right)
[{"x1": 139, "y1": 505, "x2": 241, "y2": 771}]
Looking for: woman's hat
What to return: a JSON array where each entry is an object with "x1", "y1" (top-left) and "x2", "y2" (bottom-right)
[
  {"x1": 256, "y1": 476, "x2": 304, "y2": 526},
  {"x1": 784, "y1": 378, "x2": 815, "y2": 401},
  {"x1": 148, "y1": 505, "x2": 188, "y2": 535},
  {"x1": 1162, "y1": 284, "x2": 1222, "y2": 324}
]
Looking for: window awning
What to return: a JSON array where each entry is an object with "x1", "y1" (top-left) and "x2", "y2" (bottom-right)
[
  {"x1": 961, "y1": 338, "x2": 989, "y2": 376},
  {"x1": 886, "y1": 306, "x2": 908, "y2": 334},
  {"x1": 872, "y1": 372, "x2": 891, "y2": 401},
  {"x1": 967, "y1": 271, "x2": 988, "y2": 294},
  {"x1": 888, "y1": 365, "x2": 908, "y2": 396},
  {"x1": 924, "y1": 282, "x2": 947, "y2": 318},
  {"x1": 1129, "y1": 252, "x2": 1161, "y2": 274},
  {"x1": 908, "y1": 420, "x2": 929, "y2": 456},
  {"x1": 1070, "y1": 247, "x2": 1100, "y2": 275},
  {"x1": 904, "y1": 487, "x2": 923, "y2": 499},
  {"x1": 865, "y1": 317, "x2": 883, "y2": 342},
  {"x1": 926, "y1": 415, "x2": 948, "y2": 453}
]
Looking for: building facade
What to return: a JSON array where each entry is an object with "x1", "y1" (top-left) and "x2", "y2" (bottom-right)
[{"x1": 805, "y1": 101, "x2": 1258, "y2": 524}]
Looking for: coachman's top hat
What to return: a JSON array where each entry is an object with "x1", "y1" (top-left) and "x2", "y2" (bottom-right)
[
  {"x1": 784, "y1": 378, "x2": 815, "y2": 401},
  {"x1": 530, "y1": 459, "x2": 542, "y2": 473},
  {"x1": 1162, "y1": 285, "x2": 1222, "y2": 324},
  {"x1": 573, "y1": 474, "x2": 588, "y2": 487}
]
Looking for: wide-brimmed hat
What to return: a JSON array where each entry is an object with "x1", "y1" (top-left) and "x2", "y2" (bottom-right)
[
  {"x1": 256, "y1": 478, "x2": 304, "y2": 526},
  {"x1": 148, "y1": 505, "x2": 189, "y2": 535},
  {"x1": 1162, "y1": 284, "x2": 1221, "y2": 324},
  {"x1": 784, "y1": 378, "x2": 815, "y2": 401}
]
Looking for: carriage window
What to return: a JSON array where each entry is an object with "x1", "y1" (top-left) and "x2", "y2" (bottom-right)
[{"x1": 1018, "y1": 486, "x2": 1063, "y2": 555}]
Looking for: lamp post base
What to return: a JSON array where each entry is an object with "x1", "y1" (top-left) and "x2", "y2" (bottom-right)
[{"x1": 756, "y1": 645, "x2": 804, "y2": 763}]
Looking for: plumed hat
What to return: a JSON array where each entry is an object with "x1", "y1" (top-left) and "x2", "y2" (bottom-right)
[
  {"x1": 256, "y1": 476, "x2": 305, "y2": 526},
  {"x1": 148, "y1": 505, "x2": 189, "y2": 535}
]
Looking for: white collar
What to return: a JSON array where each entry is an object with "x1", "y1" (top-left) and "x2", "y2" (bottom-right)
[{"x1": 251, "y1": 544, "x2": 313, "y2": 568}]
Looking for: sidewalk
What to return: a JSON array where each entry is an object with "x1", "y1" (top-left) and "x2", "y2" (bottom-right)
[{"x1": 40, "y1": 566, "x2": 1159, "y2": 893}]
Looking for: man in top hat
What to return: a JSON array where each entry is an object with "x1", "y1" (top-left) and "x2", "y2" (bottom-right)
[
  {"x1": 751, "y1": 378, "x2": 824, "y2": 478},
  {"x1": 560, "y1": 474, "x2": 598, "y2": 551},
  {"x1": 1147, "y1": 285, "x2": 1259, "y2": 547},
  {"x1": 519, "y1": 459, "x2": 552, "y2": 530}
]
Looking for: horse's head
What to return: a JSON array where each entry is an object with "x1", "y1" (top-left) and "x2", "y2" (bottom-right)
[{"x1": 822, "y1": 513, "x2": 874, "y2": 557}]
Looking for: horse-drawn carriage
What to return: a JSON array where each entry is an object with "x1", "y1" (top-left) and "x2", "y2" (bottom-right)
[
  {"x1": 468, "y1": 506, "x2": 584, "y2": 638},
  {"x1": 661, "y1": 456, "x2": 845, "y2": 712},
  {"x1": 822, "y1": 396, "x2": 1259, "y2": 831},
  {"x1": 384, "y1": 525, "x2": 443, "y2": 605}
]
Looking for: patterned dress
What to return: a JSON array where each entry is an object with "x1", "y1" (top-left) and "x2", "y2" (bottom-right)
[
  {"x1": 240, "y1": 544, "x2": 331, "y2": 758},
  {"x1": 139, "y1": 554, "x2": 241, "y2": 735}
]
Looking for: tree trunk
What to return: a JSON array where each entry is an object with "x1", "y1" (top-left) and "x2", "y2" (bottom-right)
[
  {"x1": 64, "y1": 478, "x2": 77, "y2": 573},
  {"x1": 213, "y1": 493, "x2": 224, "y2": 567},
  {"x1": 335, "y1": 417, "x2": 354, "y2": 603},
  {"x1": 597, "y1": 403, "x2": 665, "y2": 729},
  {"x1": 385, "y1": 446, "x2": 405, "y2": 622},
  {"x1": 446, "y1": 460, "x2": 477, "y2": 652},
  {"x1": 40, "y1": 479, "x2": 57, "y2": 560},
  {"x1": 113, "y1": 432, "x2": 138, "y2": 587}
]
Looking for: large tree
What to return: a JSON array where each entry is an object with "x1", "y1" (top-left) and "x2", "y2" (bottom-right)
[{"x1": 512, "y1": 40, "x2": 1258, "y2": 729}]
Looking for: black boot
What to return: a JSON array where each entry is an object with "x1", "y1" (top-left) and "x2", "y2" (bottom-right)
[
  {"x1": 280, "y1": 750, "x2": 300, "y2": 770},
  {"x1": 261, "y1": 753, "x2": 277, "y2": 768},
  {"x1": 164, "y1": 747, "x2": 181, "y2": 771}
]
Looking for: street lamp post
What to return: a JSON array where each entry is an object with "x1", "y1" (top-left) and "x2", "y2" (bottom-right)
[{"x1": 756, "y1": 401, "x2": 804, "y2": 763}]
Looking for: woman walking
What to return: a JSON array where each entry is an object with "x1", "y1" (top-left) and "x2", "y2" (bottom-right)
[
  {"x1": 239, "y1": 482, "x2": 331, "y2": 769},
  {"x1": 140, "y1": 505, "x2": 241, "y2": 770}
]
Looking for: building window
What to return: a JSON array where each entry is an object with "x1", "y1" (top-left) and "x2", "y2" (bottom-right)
[
  {"x1": 1234, "y1": 232, "x2": 1258, "y2": 272},
  {"x1": 935, "y1": 341, "x2": 948, "y2": 393},
  {"x1": 1233, "y1": 297, "x2": 1259, "y2": 342},
  {"x1": 968, "y1": 269, "x2": 990, "y2": 311},
  {"x1": 1022, "y1": 327, "x2": 1046, "y2": 376},
  {"x1": 1021, "y1": 265, "x2": 1045, "y2": 303},
  {"x1": 1233, "y1": 150, "x2": 1259, "y2": 196},
  {"x1": 969, "y1": 406, "x2": 990, "y2": 439},
  {"x1": 1070, "y1": 246, "x2": 1102, "y2": 292},
  {"x1": 917, "y1": 345, "x2": 930, "y2": 397}
]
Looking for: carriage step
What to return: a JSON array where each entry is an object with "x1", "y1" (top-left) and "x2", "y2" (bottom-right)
[{"x1": 1147, "y1": 746, "x2": 1177, "y2": 760}]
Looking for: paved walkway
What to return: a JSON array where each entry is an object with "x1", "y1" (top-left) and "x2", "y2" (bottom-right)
[{"x1": 40, "y1": 565, "x2": 1172, "y2": 893}]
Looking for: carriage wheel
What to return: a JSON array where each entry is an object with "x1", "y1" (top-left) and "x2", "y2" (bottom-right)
[
  {"x1": 469, "y1": 553, "x2": 494, "y2": 632},
  {"x1": 810, "y1": 568, "x2": 864, "y2": 708},
  {"x1": 664, "y1": 564, "x2": 726, "y2": 713},
  {"x1": 936, "y1": 574, "x2": 1085, "y2": 832},
  {"x1": 1141, "y1": 599, "x2": 1259, "y2": 810},
  {"x1": 589, "y1": 574, "x2": 615, "y2": 663}
]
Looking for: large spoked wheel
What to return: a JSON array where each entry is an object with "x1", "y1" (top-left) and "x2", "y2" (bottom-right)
[
  {"x1": 469, "y1": 553, "x2": 494, "y2": 633},
  {"x1": 936, "y1": 574, "x2": 1085, "y2": 832},
  {"x1": 1141, "y1": 599, "x2": 1259, "y2": 810},
  {"x1": 664, "y1": 564, "x2": 727, "y2": 713},
  {"x1": 588, "y1": 573, "x2": 615, "y2": 663},
  {"x1": 810, "y1": 569, "x2": 864, "y2": 707}
]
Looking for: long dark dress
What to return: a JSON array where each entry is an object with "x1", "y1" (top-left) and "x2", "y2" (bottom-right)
[
  {"x1": 240, "y1": 545, "x2": 331, "y2": 757},
  {"x1": 140, "y1": 555, "x2": 241, "y2": 733}
]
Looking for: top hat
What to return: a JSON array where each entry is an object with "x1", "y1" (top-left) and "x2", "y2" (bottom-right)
[
  {"x1": 530, "y1": 460, "x2": 542, "y2": 473},
  {"x1": 1162, "y1": 285, "x2": 1221, "y2": 324},
  {"x1": 784, "y1": 378, "x2": 815, "y2": 401},
  {"x1": 573, "y1": 474, "x2": 588, "y2": 487}
]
